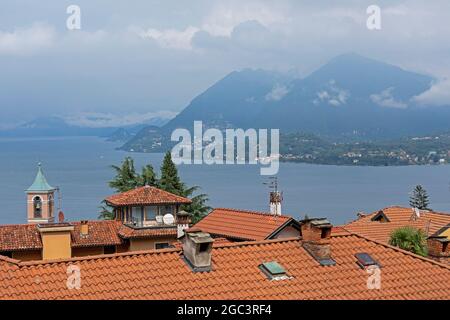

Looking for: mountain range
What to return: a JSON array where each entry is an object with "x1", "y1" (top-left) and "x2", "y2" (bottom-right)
[
  {"x1": 0, "y1": 116, "x2": 170, "y2": 139},
  {"x1": 123, "y1": 53, "x2": 450, "y2": 152}
]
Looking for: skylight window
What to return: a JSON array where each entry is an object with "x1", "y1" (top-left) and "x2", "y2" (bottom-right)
[
  {"x1": 259, "y1": 261, "x2": 291, "y2": 281},
  {"x1": 355, "y1": 253, "x2": 381, "y2": 269}
]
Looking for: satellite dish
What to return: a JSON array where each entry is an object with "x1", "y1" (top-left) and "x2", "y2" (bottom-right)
[{"x1": 163, "y1": 214, "x2": 175, "y2": 225}]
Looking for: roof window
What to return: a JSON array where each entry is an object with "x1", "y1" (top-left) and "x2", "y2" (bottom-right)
[{"x1": 259, "y1": 261, "x2": 290, "y2": 280}]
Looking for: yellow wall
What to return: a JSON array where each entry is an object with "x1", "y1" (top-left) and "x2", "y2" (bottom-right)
[
  {"x1": 41, "y1": 231, "x2": 72, "y2": 260},
  {"x1": 274, "y1": 225, "x2": 300, "y2": 239},
  {"x1": 72, "y1": 246, "x2": 104, "y2": 257},
  {"x1": 129, "y1": 237, "x2": 175, "y2": 251},
  {"x1": 440, "y1": 228, "x2": 450, "y2": 239}
]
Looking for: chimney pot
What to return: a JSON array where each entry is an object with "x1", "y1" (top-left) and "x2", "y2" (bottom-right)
[
  {"x1": 182, "y1": 229, "x2": 214, "y2": 272},
  {"x1": 80, "y1": 220, "x2": 89, "y2": 236},
  {"x1": 176, "y1": 210, "x2": 191, "y2": 238}
]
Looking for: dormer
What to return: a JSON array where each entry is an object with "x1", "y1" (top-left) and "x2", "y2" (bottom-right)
[{"x1": 371, "y1": 210, "x2": 390, "y2": 223}]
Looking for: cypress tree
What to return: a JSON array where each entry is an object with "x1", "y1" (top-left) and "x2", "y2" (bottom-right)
[{"x1": 159, "y1": 152, "x2": 184, "y2": 195}]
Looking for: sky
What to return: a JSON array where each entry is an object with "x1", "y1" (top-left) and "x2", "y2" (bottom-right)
[{"x1": 1, "y1": 0, "x2": 450, "y2": 128}]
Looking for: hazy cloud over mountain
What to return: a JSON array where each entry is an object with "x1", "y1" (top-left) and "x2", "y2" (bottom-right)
[{"x1": 1, "y1": 0, "x2": 450, "y2": 127}]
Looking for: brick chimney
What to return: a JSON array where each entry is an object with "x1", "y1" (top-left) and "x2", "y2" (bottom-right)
[
  {"x1": 427, "y1": 236, "x2": 449, "y2": 263},
  {"x1": 176, "y1": 210, "x2": 191, "y2": 238},
  {"x1": 182, "y1": 228, "x2": 214, "y2": 272},
  {"x1": 80, "y1": 220, "x2": 89, "y2": 237},
  {"x1": 300, "y1": 218, "x2": 335, "y2": 266}
]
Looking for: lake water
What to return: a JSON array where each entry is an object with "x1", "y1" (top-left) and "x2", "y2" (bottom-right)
[{"x1": 0, "y1": 136, "x2": 449, "y2": 225}]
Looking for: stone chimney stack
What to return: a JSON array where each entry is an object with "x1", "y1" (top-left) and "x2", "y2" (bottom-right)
[
  {"x1": 182, "y1": 228, "x2": 214, "y2": 272},
  {"x1": 176, "y1": 210, "x2": 191, "y2": 238},
  {"x1": 300, "y1": 218, "x2": 335, "y2": 266}
]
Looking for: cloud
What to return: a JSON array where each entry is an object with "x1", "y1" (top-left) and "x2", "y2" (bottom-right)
[
  {"x1": 63, "y1": 111, "x2": 177, "y2": 128},
  {"x1": 201, "y1": 2, "x2": 286, "y2": 37},
  {"x1": 412, "y1": 79, "x2": 450, "y2": 106},
  {"x1": 370, "y1": 87, "x2": 407, "y2": 109},
  {"x1": 265, "y1": 84, "x2": 289, "y2": 101},
  {"x1": 0, "y1": 23, "x2": 55, "y2": 55},
  {"x1": 137, "y1": 26, "x2": 199, "y2": 50},
  {"x1": 314, "y1": 80, "x2": 349, "y2": 106}
]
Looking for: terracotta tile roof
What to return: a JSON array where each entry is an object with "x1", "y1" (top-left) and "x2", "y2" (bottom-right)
[
  {"x1": 71, "y1": 221, "x2": 123, "y2": 248},
  {"x1": 105, "y1": 186, "x2": 192, "y2": 206},
  {"x1": 118, "y1": 225, "x2": 177, "y2": 239},
  {"x1": 343, "y1": 206, "x2": 450, "y2": 243},
  {"x1": 1, "y1": 231, "x2": 449, "y2": 300},
  {"x1": 0, "y1": 224, "x2": 42, "y2": 251},
  {"x1": 0, "y1": 221, "x2": 124, "y2": 251},
  {"x1": 194, "y1": 208, "x2": 293, "y2": 241}
]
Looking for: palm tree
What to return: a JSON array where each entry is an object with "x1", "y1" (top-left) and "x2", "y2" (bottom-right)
[
  {"x1": 98, "y1": 200, "x2": 115, "y2": 220},
  {"x1": 181, "y1": 185, "x2": 212, "y2": 224},
  {"x1": 109, "y1": 157, "x2": 140, "y2": 193},
  {"x1": 389, "y1": 226, "x2": 428, "y2": 256}
]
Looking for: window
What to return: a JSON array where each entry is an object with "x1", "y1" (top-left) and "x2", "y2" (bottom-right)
[
  {"x1": 49, "y1": 195, "x2": 54, "y2": 217},
  {"x1": 155, "y1": 243, "x2": 170, "y2": 250},
  {"x1": 33, "y1": 196, "x2": 42, "y2": 218},
  {"x1": 131, "y1": 206, "x2": 143, "y2": 224},
  {"x1": 104, "y1": 246, "x2": 116, "y2": 254},
  {"x1": 145, "y1": 206, "x2": 158, "y2": 221},
  {"x1": 164, "y1": 205, "x2": 173, "y2": 215}
]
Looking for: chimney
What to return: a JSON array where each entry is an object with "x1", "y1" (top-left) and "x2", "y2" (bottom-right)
[
  {"x1": 37, "y1": 223, "x2": 74, "y2": 260},
  {"x1": 80, "y1": 220, "x2": 89, "y2": 237},
  {"x1": 411, "y1": 207, "x2": 421, "y2": 221},
  {"x1": 270, "y1": 191, "x2": 282, "y2": 216},
  {"x1": 176, "y1": 210, "x2": 191, "y2": 238},
  {"x1": 427, "y1": 236, "x2": 449, "y2": 262},
  {"x1": 182, "y1": 228, "x2": 214, "y2": 272},
  {"x1": 300, "y1": 218, "x2": 335, "y2": 266}
]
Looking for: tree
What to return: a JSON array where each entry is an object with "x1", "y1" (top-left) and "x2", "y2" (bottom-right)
[
  {"x1": 109, "y1": 157, "x2": 140, "y2": 193},
  {"x1": 389, "y1": 226, "x2": 428, "y2": 256},
  {"x1": 139, "y1": 164, "x2": 158, "y2": 187},
  {"x1": 159, "y1": 152, "x2": 184, "y2": 196},
  {"x1": 409, "y1": 185, "x2": 430, "y2": 210},
  {"x1": 98, "y1": 200, "x2": 115, "y2": 220},
  {"x1": 182, "y1": 186, "x2": 212, "y2": 224}
]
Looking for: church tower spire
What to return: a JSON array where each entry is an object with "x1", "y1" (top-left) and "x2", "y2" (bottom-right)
[{"x1": 26, "y1": 163, "x2": 56, "y2": 224}]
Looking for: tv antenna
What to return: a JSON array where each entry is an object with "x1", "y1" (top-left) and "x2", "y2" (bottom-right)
[{"x1": 263, "y1": 176, "x2": 283, "y2": 216}]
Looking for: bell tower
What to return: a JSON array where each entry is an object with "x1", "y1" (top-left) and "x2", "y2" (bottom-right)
[{"x1": 26, "y1": 163, "x2": 56, "y2": 224}]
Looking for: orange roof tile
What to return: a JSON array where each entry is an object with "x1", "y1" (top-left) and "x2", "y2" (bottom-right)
[
  {"x1": 343, "y1": 206, "x2": 450, "y2": 243},
  {"x1": 0, "y1": 224, "x2": 42, "y2": 251},
  {"x1": 71, "y1": 221, "x2": 123, "y2": 248},
  {"x1": 0, "y1": 221, "x2": 124, "y2": 252},
  {"x1": 194, "y1": 208, "x2": 294, "y2": 241},
  {"x1": 118, "y1": 225, "x2": 177, "y2": 239},
  {"x1": 105, "y1": 186, "x2": 192, "y2": 207},
  {"x1": 1, "y1": 232, "x2": 449, "y2": 300}
]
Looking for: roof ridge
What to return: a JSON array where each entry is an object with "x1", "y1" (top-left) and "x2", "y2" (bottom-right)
[
  {"x1": 213, "y1": 207, "x2": 292, "y2": 219},
  {"x1": 341, "y1": 226, "x2": 450, "y2": 270},
  {"x1": 18, "y1": 246, "x2": 183, "y2": 267}
]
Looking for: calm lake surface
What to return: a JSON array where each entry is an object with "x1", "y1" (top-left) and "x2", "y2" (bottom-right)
[{"x1": 0, "y1": 136, "x2": 449, "y2": 225}]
